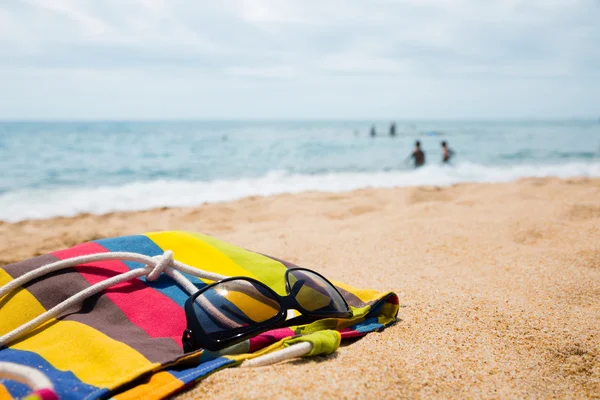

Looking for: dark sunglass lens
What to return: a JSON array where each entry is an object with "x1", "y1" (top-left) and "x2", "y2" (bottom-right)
[
  {"x1": 287, "y1": 269, "x2": 349, "y2": 315},
  {"x1": 192, "y1": 279, "x2": 282, "y2": 343}
]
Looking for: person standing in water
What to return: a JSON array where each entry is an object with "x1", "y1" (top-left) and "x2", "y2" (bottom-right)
[
  {"x1": 441, "y1": 141, "x2": 455, "y2": 164},
  {"x1": 390, "y1": 122, "x2": 396, "y2": 137},
  {"x1": 370, "y1": 125, "x2": 376, "y2": 137},
  {"x1": 408, "y1": 140, "x2": 425, "y2": 168}
]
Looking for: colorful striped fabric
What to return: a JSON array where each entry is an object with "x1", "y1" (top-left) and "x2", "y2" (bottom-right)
[{"x1": 0, "y1": 231, "x2": 398, "y2": 399}]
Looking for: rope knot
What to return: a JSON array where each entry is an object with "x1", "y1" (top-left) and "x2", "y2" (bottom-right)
[{"x1": 147, "y1": 250, "x2": 174, "y2": 281}]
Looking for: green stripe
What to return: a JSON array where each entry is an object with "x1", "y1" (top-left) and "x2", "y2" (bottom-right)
[{"x1": 186, "y1": 232, "x2": 289, "y2": 295}]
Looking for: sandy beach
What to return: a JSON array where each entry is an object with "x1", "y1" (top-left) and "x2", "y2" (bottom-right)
[{"x1": 1, "y1": 177, "x2": 599, "y2": 399}]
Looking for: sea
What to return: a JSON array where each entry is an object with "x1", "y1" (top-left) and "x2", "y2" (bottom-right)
[{"x1": 1, "y1": 120, "x2": 599, "y2": 222}]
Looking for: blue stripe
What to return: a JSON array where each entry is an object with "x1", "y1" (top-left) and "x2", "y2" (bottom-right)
[
  {"x1": 167, "y1": 356, "x2": 236, "y2": 383},
  {"x1": 95, "y1": 235, "x2": 206, "y2": 308},
  {"x1": 0, "y1": 380, "x2": 28, "y2": 399},
  {"x1": 0, "y1": 348, "x2": 104, "y2": 400},
  {"x1": 350, "y1": 317, "x2": 384, "y2": 333}
]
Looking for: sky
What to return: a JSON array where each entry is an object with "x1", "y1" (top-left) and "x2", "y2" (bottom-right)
[{"x1": 0, "y1": 0, "x2": 598, "y2": 120}]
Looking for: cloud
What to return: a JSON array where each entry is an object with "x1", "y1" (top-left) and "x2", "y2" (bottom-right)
[
  {"x1": 225, "y1": 65, "x2": 297, "y2": 78},
  {"x1": 0, "y1": 0, "x2": 598, "y2": 118}
]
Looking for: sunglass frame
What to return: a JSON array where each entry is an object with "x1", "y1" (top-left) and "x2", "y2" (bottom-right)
[{"x1": 182, "y1": 267, "x2": 352, "y2": 352}]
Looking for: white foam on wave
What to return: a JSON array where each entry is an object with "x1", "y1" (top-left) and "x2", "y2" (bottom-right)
[{"x1": 1, "y1": 161, "x2": 599, "y2": 222}]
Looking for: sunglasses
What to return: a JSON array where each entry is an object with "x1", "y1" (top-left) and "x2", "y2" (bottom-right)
[{"x1": 182, "y1": 268, "x2": 352, "y2": 352}]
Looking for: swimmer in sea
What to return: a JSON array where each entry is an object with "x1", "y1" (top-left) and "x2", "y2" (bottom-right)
[
  {"x1": 441, "y1": 141, "x2": 455, "y2": 164},
  {"x1": 408, "y1": 140, "x2": 425, "y2": 168}
]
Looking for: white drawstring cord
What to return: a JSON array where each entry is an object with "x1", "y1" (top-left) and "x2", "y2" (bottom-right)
[
  {"x1": 241, "y1": 342, "x2": 313, "y2": 367},
  {"x1": 1, "y1": 267, "x2": 150, "y2": 347},
  {"x1": 0, "y1": 250, "x2": 315, "y2": 368},
  {"x1": 146, "y1": 250, "x2": 173, "y2": 281},
  {"x1": 0, "y1": 251, "x2": 226, "y2": 302},
  {"x1": 0, "y1": 361, "x2": 54, "y2": 391},
  {"x1": 0, "y1": 251, "x2": 228, "y2": 348}
]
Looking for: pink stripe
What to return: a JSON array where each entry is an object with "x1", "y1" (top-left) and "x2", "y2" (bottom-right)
[
  {"x1": 52, "y1": 242, "x2": 185, "y2": 346},
  {"x1": 248, "y1": 328, "x2": 295, "y2": 352},
  {"x1": 28, "y1": 389, "x2": 59, "y2": 400}
]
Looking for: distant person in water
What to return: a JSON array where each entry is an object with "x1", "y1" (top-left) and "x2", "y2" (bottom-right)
[
  {"x1": 441, "y1": 141, "x2": 455, "y2": 163},
  {"x1": 409, "y1": 140, "x2": 425, "y2": 168},
  {"x1": 370, "y1": 125, "x2": 376, "y2": 137},
  {"x1": 390, "y1": 122, "x2": 396, "y2": 137}
]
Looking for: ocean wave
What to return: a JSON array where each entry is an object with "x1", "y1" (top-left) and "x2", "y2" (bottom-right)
[
  {"x1": 550, "y1": 151, "x2": 599, "y2": 160},
  {"x1": 1, "y1": 161, "x2": 599, "y2": 222}
]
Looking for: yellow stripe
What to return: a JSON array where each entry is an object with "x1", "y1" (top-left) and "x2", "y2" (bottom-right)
[
  {"x1": 224, "y1": 291, "x2": 280, "y2": 322},
  {"x1": 188, "y1": 232, "x2": 288, "y2": 294},
  {"x1": 113, "y1": 372, "x2": 183, "y2": 400},
  {"x1": 0, "y1": 269, "x2": 51, "y2": 336},
  {"x1": 295, "y1": 285, "x2": 332, "y2": 311},
  {"x1": 380, "y1": 301, "x2": 399, "y2": 323},
  {"x1": 331, "y1": 280, "x2": 381, "y2": 303},
  {"x1": 146, "y1": 231, "x2": 259, "y2": 282},
  {"x1": 12, "y1": 322, "x2": 157, "y2": 389},
  {"x1": 0, "y1": 270, "x2": 157, "y2": 389}
]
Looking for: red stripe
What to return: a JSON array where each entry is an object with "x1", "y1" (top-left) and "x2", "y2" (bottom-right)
[
  {"x1": 248, "y1": 328, "x2": 295, "y2": 352},
  {"x1": 52, "y1": 242, "x2": 186, "y2": 346},
  {"x1": 338, "y1": 328, "x2": 367, "y2": 339},
  {"x1": 386, "y1": 294, "x2": 399, "y2": 305}
]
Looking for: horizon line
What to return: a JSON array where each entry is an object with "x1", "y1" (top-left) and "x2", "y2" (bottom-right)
[{"x1": 0, "y1": 117, "x2": 598, "y2": 123}]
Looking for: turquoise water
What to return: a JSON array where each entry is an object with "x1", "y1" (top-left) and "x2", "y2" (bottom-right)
[{"x1": 1, "y1": 120, "x2": 599, "y2": 221}]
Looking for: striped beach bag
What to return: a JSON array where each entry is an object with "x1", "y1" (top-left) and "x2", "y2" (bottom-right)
[{"x1": 0, "y1": 231, "x2": 398, "y2": 399}]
